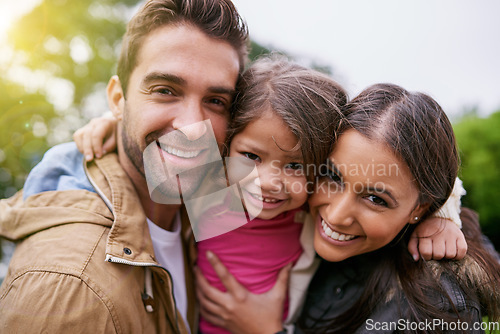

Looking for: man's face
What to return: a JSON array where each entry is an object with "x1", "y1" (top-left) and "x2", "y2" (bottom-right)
[{"x1": 111, "y1": 24, "x2": 240, "y2": 200}]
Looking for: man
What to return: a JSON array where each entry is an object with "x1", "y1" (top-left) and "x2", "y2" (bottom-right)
[{"x1": 0, "y1": 0, "x2": 248, "y2": 332}]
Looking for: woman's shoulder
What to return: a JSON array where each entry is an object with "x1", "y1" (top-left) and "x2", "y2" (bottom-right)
[{"x1": 425, "y1": 255, "x2": 498, "y2": 312}]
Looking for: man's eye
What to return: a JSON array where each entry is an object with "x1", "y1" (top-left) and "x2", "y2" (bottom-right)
[
  {"x1": 152, "y1": 87, "x2": 173, "y2": 95},
  {"x1": 208, "y1": 98, "x2": 224, "y2": 105}
]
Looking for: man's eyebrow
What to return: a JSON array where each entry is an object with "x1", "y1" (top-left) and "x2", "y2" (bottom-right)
[
  {"x1": 141, "y1": 72, "x2": 236, "y2": 96},
  {"x1": 141, "y1": 72, "x2": 185, "y2": 87},
  {"x1": 209, "y1": 86, "x2": 236, "y2": 96}
]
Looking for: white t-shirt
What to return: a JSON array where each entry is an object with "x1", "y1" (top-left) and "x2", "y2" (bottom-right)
[{"x1": 147, "y1": 215, "x2": 189, "y2": 332}]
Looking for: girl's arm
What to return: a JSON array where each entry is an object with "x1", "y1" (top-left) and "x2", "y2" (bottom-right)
[
  {"x1": 196, "y1": 251, "x2": 289, "y2": 334},
  {"x1": 73, "y1": 112, "x2": 118, "y2": 161},
  {"x1": 408, "y1": 178, "x2": 467, "y2": 261}
]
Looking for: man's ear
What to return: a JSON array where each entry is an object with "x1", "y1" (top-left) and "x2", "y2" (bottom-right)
[
  {"x1": 107, "y1": 75, "x2": 125, "y2": 121},
  {"x1": 410, "y1": 202, "x2": 431, "y2": 224}
]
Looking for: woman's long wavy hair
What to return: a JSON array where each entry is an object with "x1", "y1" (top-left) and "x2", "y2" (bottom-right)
[{"x1": 299, "y1": 83, "x2": 500, "y2": 334}]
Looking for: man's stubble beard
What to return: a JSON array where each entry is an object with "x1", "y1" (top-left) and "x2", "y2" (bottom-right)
[{"x1": 120, "y1": 104, "x2": 208, "y2": 202}]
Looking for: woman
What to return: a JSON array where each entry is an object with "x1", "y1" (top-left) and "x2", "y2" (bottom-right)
[{"x1": 197, "y1": 83, "x2": 500, "y2": 333}]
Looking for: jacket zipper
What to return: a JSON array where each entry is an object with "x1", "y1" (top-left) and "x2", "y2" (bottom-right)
[
  {"x1": 84, "y1": 162, "x2": 182, "y2": 333},
  {"x1": 106, "y1": 255, "x2": 182, "y2": 333}
]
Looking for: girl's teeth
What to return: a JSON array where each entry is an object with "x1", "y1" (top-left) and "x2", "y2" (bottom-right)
[
  {"x1": 321, "y1": 220, "x2": 356, "y2": 241},
  {"x1": 251, "y1": 193, "x2": 279, "y2": 203}
]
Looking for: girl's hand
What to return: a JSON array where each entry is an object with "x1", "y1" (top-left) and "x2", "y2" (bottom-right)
[
  {"x1": 73, "y1": 113, "x2": 118, "y2": 161},
  {"x1": 408, "y1": 217, "x2": 467, "y2": 261},
  {"x1": 195, "y1": 251, "x2": 289, "y2": 334}
]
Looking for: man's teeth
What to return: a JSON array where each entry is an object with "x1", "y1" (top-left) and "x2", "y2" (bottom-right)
[
  {"x1": 163, "y1": 146, "x2": 201, "y2": 158},
  {"x1": 321, "y1": 220, "x2": 356, "y2": 241},
  {"x1": 250, "y1": 193, "x2": 280, "y2": 203}
]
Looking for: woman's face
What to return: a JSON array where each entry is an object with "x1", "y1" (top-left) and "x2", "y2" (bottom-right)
[{"x1": 310, "y1": 129, "x2": 428, "y2": 262}]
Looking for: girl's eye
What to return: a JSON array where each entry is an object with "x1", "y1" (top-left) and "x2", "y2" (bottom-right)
[
  {"x1": 242, "y1": 152, "x2": 260, "y2": 162},
  {"x1": 285, "y1": 162, "x2": 303, "y2": 170},
  {"x1": 366, "y1": 194, "x2": 388, "y2": 207}
]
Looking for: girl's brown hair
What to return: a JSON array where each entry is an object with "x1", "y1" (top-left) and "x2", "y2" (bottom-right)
[{"x1": 226, "y1": 55, "x2": 347, "y2": 180}]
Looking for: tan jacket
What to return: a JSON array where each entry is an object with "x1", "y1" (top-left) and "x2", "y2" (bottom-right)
[{"x1": 0, "y1": 153, "x2": 197, "y2": 333}]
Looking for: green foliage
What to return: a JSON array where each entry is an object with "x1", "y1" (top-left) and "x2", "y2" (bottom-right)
[
  {"x1": 0, "y1": 0, "x2": 142, "y2": 200},
  {"x1": 454, "y1": 110, "x2": 500, "y2": 248},
  {"x1": 8, "y1": 0, "x2": 140, "y2": 104},
  {"x1": 0, "y1": 79, "x2": 57, "y2": 198}
]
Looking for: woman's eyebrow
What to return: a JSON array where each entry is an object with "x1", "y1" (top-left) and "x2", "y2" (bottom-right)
[{"x1": 327, "y1": 159, "x2": 343, "y2": 177}]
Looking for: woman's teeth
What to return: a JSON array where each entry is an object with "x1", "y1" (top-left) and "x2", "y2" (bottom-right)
[{"x1": 321, "y1": 220, "x2": 356, "y2": 241}]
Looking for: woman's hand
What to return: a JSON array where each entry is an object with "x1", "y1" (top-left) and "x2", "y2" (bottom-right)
[
  {"x1": 73, "y1": 112, "x2": 118, "y2": 161},
  {"x1": 195, "y1": 251, "x2": 290, "y2": 334},
  {"x1": 408, "y1": 217, "x2": 467, "y2": 261}
]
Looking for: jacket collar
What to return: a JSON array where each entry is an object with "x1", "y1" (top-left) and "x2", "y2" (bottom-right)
[{"x1": 85, "y1": 154, "x2": 158, "y2": 265}]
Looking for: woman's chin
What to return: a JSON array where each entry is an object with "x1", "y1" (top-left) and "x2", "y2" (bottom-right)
[{"x1": 313, "y1": 234, "x2": 351, "y2": 262}]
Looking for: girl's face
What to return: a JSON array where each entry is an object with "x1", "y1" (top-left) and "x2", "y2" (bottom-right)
[
  {"x1": 228, "y1": 108, "x2": 308, "y2": 220},
  {"x1": 310, "y1": 129, "x2": 429, "y2": 262}
]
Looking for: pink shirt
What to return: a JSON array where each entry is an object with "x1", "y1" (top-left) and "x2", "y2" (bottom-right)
[{"x1": 197, "y1": 202, "x2": 304, "y2": 334}]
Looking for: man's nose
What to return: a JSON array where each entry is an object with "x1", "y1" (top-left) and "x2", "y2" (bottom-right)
[
  {"x1": 177, "y1": 121, "x2": 208, "y2": 141},
  {"x1": 173, "y1": 101, "x2": 207, "y2": 141}
]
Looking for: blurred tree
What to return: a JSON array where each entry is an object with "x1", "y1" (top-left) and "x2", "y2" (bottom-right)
[
  {"x1": 0, "y1": 0, "x2": 142, "y2": 199},
  {"x1": 0, "y1": 0, "x2": 141, "y2": 265},
  {"x1": 0, "y1": 79, "x2": 56, "y2": 199},
  {"x1": 454, "y1": 110, "x2": 500, "y2": 249}
]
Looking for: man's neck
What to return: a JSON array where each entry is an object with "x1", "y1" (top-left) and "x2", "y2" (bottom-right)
[
  {"x1": 141, "y1": 196, "x2": 181, "y2": 231},
  {"x1": 117, "y1": 145, "x2": 181, "y2": 231}
]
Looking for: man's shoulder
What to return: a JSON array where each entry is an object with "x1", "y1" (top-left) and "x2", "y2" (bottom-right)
[{"x1": 0, "y1": 221, "x2": 149, "y2": 333}]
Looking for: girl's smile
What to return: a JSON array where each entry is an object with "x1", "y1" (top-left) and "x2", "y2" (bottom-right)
[{"x1": 228, "y1": 108, "x2": 309, "y2": 220}]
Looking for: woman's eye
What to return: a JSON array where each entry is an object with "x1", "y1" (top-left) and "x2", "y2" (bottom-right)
[
  {"x1": 242, "y1": 152, "x2": 260, "y2": 161},
  {"x1": 366, "y1": 194, "x2": 388, "y2": 207},
  {"x1": 319, "y1": 165, "x2": 342, "y2": 184},
  {"x1": 325, "y1": 170, "x2": 342, "y2": 184}
]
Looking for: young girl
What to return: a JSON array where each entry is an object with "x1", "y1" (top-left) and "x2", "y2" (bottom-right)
[
  {"x1": 74, "y1": 59, "x2": 467, "y2": 333},
  {"x1": 197, "y1": 83, "x2": 499, "y2": 333}
]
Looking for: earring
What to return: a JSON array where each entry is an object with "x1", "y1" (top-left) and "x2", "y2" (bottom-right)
[{"x1": 413, "y1": 217, "x2": 419, "y2": 222}]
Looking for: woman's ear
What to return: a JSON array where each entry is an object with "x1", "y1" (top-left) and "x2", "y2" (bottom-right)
[
  {"x1": 410, "y1": 202, "x2": 431, "y2": 224},
  {"x1": 107, "y1": 75, "x2": 125, "y2": 121}
]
